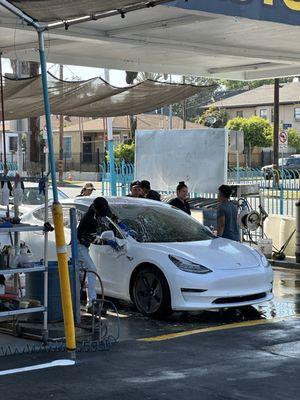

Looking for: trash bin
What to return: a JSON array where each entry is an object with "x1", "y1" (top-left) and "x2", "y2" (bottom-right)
[{"x1": 26, "y1": 261, "x2": 76, "y2": 322}]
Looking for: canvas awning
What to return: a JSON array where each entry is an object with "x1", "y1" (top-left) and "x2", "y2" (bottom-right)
[
  {"x1": 1, "y1": 72, "x2": 214, "y2": 120},
  {"x1": 9, "y1": 0, "x2": 170, "y2": 25}
]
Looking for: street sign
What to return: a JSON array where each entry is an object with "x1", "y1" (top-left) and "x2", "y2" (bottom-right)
[
  {"x1": 279, "y1": 130, "x2": 288, "y2": 148},
  {"x1": 283, "y1": 123, "x2": 292, "y2": 130}
]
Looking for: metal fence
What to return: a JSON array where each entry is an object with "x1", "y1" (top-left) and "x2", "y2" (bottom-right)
[{"x1": 101, "y1": 162, "x2": 300, "y2": 217}]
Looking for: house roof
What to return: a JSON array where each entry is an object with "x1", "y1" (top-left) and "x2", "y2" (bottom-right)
[
  {"x1": 56, "y1": 114, "x2": 202, "y2": 133},
  {"x1": 204, "y1": 82, "x2": 300, "y2": 109}
]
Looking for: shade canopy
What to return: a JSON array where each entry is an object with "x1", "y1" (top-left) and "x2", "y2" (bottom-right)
[
  {"x1": 1, "y1": 73, "x2": 213, "y2": 120},
  {"x1": 10, "y1": 0, "x2": 170, "y2": 24},
  {"x1": 2, "y1": 1, "x2": 300, "y2": 80}
]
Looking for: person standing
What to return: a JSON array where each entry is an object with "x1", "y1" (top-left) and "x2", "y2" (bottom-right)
[
  {"x1": 77, "y1": 182, "x2": 95, "y2": 197},
  {"x1": 77, "y1": 197, "x2": 112, "y2": 312},
  {"x1": 216, "y1": 184, "x2": 240, "y2": 241},
  {"x1": 140, "y1": 180, "x2": 161, "y2": 201},
  {"x1": 168, "y1": 181, "x2": 191, "y2": 215}
]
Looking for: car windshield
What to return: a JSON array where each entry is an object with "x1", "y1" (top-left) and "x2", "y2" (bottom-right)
[
  {"x1": 286, "y1": 157, "x2": 300, "y2": 165},
  {"x1": 110, "y1": 204, "x2": 215, "y2": 243},
  {"x1": 21, "y1": 188, "x2": 68, "y2": 205}
]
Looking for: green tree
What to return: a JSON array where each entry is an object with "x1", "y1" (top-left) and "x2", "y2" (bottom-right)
[
  {"x1": 107, "y1": 142, "x2": 135, "y2": 164},
  {"x1": 197, "y1": 106, "x2": 228, "y2": 128},
  {"x1": 220, "y1": 77, "x2": 294, "y2": 90},
  {"x1": 286, "y1": 128, "x2": 300, "y2": 152}
]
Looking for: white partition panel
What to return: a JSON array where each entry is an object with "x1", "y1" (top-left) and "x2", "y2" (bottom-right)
[{"x1": 135, "y1": 129, "x2": 228, "y2": 194}]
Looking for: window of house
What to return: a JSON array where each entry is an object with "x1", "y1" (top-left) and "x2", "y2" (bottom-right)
[
  {"x1": 236, "y1": 111, "x2": 243, "y2": 118},
  {"x1": 9, "y1": 136, "x2": 18, "y2": 152},
  {"x1": 63, "y1": 137, "x2": 72, "y2": 159},
  {"x1": 260, "y1": 109, "x2": 268, "y2": 119},
  {"x1": 294, "y1": 108, "x2": 300, "y2": 121}
]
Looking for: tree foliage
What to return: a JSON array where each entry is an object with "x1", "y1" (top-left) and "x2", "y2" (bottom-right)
[
  {"x1": 226, "y1": 116, "x2": 273, "y2": 148},
  {"x1": 286, "y1": 128, "x2": 300, "y2": 152},
  {"x1": 220, "y1": 77, "x2": 294, "y2": 90},
  {"x1": 111, "y1": 142, "x2": 135, "y2": 164},
  {"x1": 196, "y1": 106, "x2": 228, "y2": 128}
]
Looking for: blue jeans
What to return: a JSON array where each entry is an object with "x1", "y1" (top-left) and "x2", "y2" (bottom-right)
[{"x1": 78, "y1": 244, "x2": 97, "y2": 307}]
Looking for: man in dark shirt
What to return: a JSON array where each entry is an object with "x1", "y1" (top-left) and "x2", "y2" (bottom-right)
[
  {"x1": 216, "y1": 185, "x2": 240, "y2": 241},
  {"x1": 77, "y1": 197, "x2": 112, "y2": 311},
  {"x1": 140, "y1": 180, "x2": 161, "y2": 201}
]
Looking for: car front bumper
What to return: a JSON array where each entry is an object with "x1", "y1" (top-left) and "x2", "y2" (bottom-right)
[{"x1": 167, "y1": 265, "x2": 273, "y2": 311}]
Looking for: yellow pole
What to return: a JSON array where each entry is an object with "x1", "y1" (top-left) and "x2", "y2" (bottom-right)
[{"x1": 52, "y1": 202, "x2": 76, "y2": 353}]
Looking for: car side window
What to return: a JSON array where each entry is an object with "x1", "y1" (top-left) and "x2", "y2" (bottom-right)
[{"x1": 33, "y1": 206, "x2": 53, "y2": 224}]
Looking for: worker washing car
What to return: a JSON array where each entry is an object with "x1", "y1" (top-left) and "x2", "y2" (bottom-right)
[
  {"x1": 77, "y1": 197, "x2": 113, "y2": 313},
  {"x1": 76, "y1": 182, "x2": 96, "y2": 197},
  {"x1": 216, "y1": 185, "x2": 240, "y2": 242},
  {"x1": 168, "y1": 181, "x2": 191, "y2": 215}
]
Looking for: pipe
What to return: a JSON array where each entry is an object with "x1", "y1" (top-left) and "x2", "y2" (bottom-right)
[
  {"x1": 38, "y1": 30, "x2": 76, "y2": 353},
  {"x1": 295, "y1": 200, "x2": 300, "y2": 263},
  {"x1": 104, "y1": 69, "x2": 117, "y2": 196}
]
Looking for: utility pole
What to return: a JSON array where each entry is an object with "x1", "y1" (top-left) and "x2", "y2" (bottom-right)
[
  {"x1": 59, "y1": 64, "x2": 64, "y2": 183},
  {"x1": 273, "y1": 78, "x2": 280, "y2": 167}
]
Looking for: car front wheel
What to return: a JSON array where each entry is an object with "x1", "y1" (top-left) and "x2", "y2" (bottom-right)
[{"x1": 133, "y1": 266, "x2": 171, "y2": 318}]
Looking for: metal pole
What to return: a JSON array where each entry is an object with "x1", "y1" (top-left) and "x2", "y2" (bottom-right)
[
  {"x1": 273, "y1": 78, "x2": 280, "y2": 167},
  {"x1": 38, "y1": 30, "x2": 76, "y2": 354},
  {"x1": 104, "y1": 69, "x2": 117, "y2": 196},
  {"x1": 296, "y1": 200, "x2": 300, "y2": 263},
  {"x1": 59, "y1": 65, "x2": 64, "y2": 184},
  {"x1": 70, "y1": 207, "x2": 80, "y2": 325},
  {"x1": 0, "y1": 53, "x2": 7, "y2": 172},
  {"x1": 169, "y1": 75, "x2": 173, "y2": 130}
]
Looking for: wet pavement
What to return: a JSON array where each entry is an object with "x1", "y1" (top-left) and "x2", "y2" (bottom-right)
[{"x1": 0, "y1": 266, "x2": 300, "y2": 400}]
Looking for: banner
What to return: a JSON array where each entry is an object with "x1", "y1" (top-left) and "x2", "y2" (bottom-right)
[{"x1": 170, "y1": 0, "x2": 300, "y2": 26}]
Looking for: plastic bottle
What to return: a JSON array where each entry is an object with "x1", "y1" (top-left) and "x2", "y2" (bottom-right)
[
  {"x1": 14, "y1": 181, "x2": 24, "y2": 206},
  {"x1": 1, "y1": 182, "x2": 10, "y2": 206}
]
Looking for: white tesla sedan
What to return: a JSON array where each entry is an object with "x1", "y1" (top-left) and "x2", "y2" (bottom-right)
[{"x1": 21, "y1": 197, "x2": 273, "y2": 318}]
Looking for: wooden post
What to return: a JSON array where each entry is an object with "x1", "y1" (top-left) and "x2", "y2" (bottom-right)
[{"x1": 273, "y1": 78, "x2": 280, "y2": 167}]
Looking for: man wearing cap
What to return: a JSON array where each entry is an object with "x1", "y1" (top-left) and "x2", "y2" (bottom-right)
[
  {"x1": 77, "y1": 182, "x2": 95, "y2": 197},
  {"x1": 127, "y1": 180, "x2": 144, "y2": 198},
  {"x1": 77, "y1": 197, "x2": 112, "y2": 312}
]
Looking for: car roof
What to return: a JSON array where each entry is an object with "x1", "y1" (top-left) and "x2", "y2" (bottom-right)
[{"x1": 72, "y1": 196, "x2": 169, "y2": 208}]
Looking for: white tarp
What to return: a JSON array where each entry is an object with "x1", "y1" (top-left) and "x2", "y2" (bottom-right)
[{"x1": 135, "y1": 129, "x2": 228, "y2": 194}]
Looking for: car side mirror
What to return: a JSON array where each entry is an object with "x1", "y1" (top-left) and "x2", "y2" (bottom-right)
[{"x1": 100, "y1": 230, "x2": 115, "y2": 241}]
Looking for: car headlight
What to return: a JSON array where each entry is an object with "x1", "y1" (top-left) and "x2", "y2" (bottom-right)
[
  {"x1": 260, "y1": 254, "x2": 271, "y2": 268},
  {"x1": 168, "y1": 255, "x2": 212, "y2": 274},
  {"x1": 253, "y1": 249, "x2": 271, "y2": 268}
]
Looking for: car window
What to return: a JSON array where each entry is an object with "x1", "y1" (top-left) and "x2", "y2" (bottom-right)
[
  {"x1": 21, "y1": 188, "x2": 68, "y2": 205},
  {"x1": 110, "y1": 204, "x2": 215, "y2": 243}
]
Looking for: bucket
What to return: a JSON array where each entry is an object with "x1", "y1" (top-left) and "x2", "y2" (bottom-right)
[
  {"x1": 25, "y1": 261, "x2": 75, "y2": 322},
  {"x1": 257, "y1": 238, "x2": 273, "y2": 258}
]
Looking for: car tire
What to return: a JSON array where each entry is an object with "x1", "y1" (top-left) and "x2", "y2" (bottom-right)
[{"x1": 132, "y1": 266, "x2": 172, "y2": 318}]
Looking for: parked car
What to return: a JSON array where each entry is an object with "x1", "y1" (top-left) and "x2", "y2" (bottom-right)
[
  {"x1": 0, "y1": 184, "x2": 69, "y2": 216},
  {"x1": 21, "y1": 197, "x2": 273, "y2": 318},
  {"x1": 261, "y1": 155, "x2": 300, "y2": 179}
]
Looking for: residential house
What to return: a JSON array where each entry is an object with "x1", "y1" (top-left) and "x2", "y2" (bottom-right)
[
  {"x1": 204, "y1": 82, "x2": 300, "y2": 166},
  {"x1": 204, "y1": 82, "x2": 300, "y2": 131}
]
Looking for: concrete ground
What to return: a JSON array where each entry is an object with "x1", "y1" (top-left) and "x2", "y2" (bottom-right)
[{"x1": 0, "y1": 267, "x2": 299, "y2": 400}]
